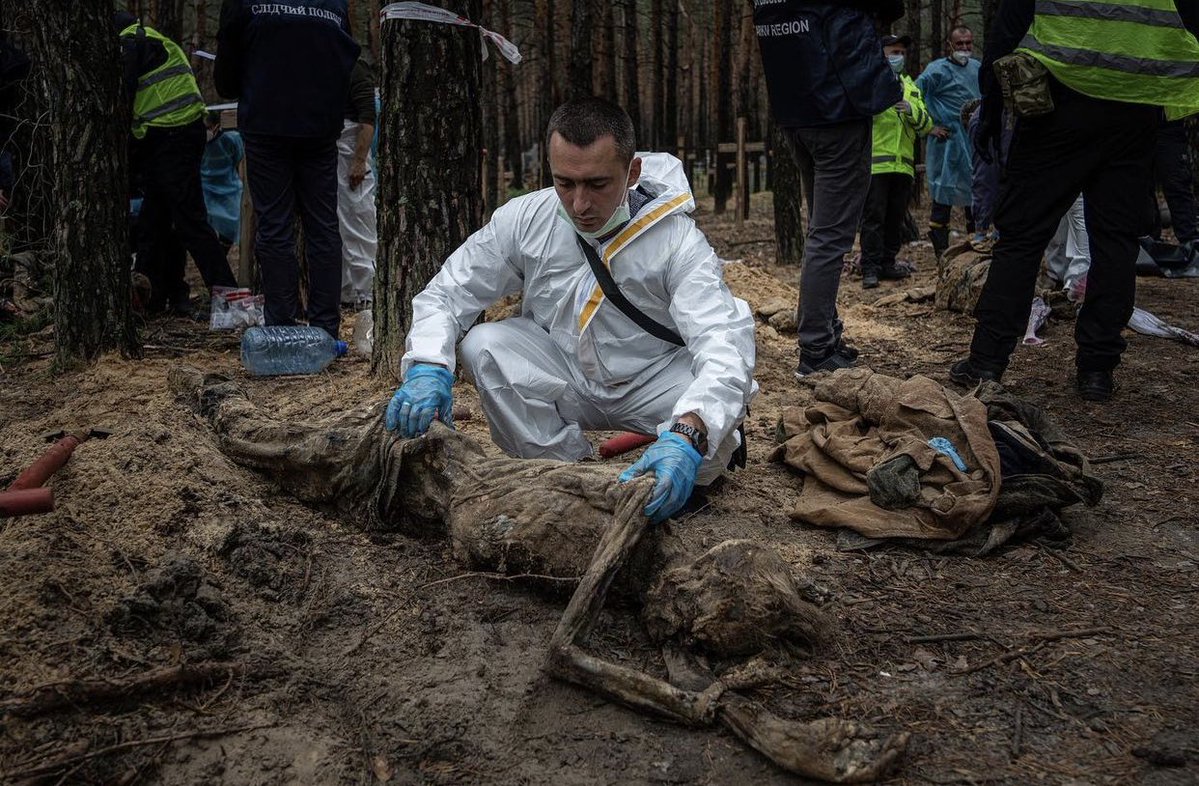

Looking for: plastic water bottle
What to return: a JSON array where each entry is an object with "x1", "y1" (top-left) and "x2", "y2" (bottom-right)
[{"x1": 241, "y1": 326, "x2": 348, "y2": 376}]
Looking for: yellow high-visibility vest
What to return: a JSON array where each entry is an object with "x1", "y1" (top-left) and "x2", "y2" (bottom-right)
[
  {"x1": 871, "y1": 74, "x2": 934, "y2": 177},
  {"x1": 120, "y1": 23, "x2": 205, "y2": 139},
  {"x1": 1017, "y1": 0, "x2": 1199, "y2": 119}
]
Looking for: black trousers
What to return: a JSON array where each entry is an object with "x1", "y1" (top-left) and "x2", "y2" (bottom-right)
[
  {"x1": 930, "y1": 200, "x2": 975, "y2": 233},
  {"x1": 1153, "y1": 120, "x2": 1197, "y2": 244},
  {"x1": 242, "y1": 132, "x2": 342, "y2": 338},
  {"x1": 860, "y1": 172, "x2": 912, "y2": 273},
  {"x1": 969, "y1": 84, "x2": 1159, "y2": 374},
  {"x1": 133, "y1": 119, "x2": 238, "y2": 308}
]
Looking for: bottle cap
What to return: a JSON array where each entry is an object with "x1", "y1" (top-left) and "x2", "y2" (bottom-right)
[{"x1": 334, "y1": 340, "x2": 349, "y2": 357}]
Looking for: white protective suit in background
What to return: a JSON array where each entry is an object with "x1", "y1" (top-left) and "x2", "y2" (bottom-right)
[
  {"x1": 403, "y1": 153, "x2": 758, "y2": 484},
  {"x1": 1045, "y1": 194, "x2": 1090, "y2": 300},
  {"x1": 337, "y1": 119, "x2": 377, "y2": 304}
]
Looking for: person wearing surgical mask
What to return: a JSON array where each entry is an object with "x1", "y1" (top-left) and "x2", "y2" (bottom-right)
[
  {"x1": 858, "y1": 35, "x2": 933, "y2": 289},
  {"x1": 917, "y1": 26, "x2": 982, "y2": 262},
  {"x1": 384, "y1": 97, "x2": 757, "y2": 526}
]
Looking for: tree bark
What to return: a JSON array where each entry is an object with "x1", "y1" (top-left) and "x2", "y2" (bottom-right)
[
  {"x1": 499, "y1": 0, "x2": 523, "y2": 191},
  {"x1": 28, "y1": 0, "x2": 139, "y2": 366},
  {"x1": 663, "y1": 0, "x2": 679, "y2": 154},
  {"x1": 152, "y1": 0, "x2": 186, "y2": 43},
  {"x1": 568, "y1": 0, "x2": 592, "y2": 99},
  {"x1": 594, "y1": 0, "x2": 617, "y2": 99},
  {"x1": 649, "y1": 0, "x2": 663, "y2": 150},
  {"x1": 535, "y1": 0, "x2": 556, "y2": 186},
  {"x1": 711, "y1": 0, "x2": 733, "y2": 213},
  {"x1": 372, "y1": 0, "x2": 483, "y2": 381},
  {"x1": 619, "y1": 0, "x2": 640, "y2": 142},
  {"x1": 931, "y1": 0, "x2": 944, "y2": 62},
  {"x1": 904, "y1": 0, "x2": 923, "y2": 75},
  {"x1": 771, "y1": 122, "x2": 805, "y2": 266}
]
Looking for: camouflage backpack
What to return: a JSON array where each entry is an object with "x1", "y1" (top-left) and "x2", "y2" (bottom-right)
[{"x1": 993, "y1": 52, "x2": 1055, "y2": 118}]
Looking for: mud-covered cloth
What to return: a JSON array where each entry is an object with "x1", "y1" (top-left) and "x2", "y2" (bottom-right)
[{"x1": 771, "y1": 369, "x2": 1102, "y2": 551}]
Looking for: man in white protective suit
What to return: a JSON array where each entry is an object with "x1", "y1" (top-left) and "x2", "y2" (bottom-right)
[{"x1": 384, "y1": 97, "x2": 757, "y2": 524}]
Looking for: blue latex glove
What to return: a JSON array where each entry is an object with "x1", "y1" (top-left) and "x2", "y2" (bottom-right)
[
  {"x1": 385, "y1": 364, "x2": 454, "y2": 438},
  {"x1": 618, "y1": 432, "x2": 703, "y2": 524}
]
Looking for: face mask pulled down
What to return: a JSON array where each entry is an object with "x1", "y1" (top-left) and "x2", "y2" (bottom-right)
[
  {"x1": 951, "y1": 50, "x2": 971, "y2": 66},
  {"x1": 559, "y1": 165, "x2": 634, "y2": 242}
]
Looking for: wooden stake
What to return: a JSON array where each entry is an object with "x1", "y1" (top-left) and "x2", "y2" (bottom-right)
[{"x1": 735, "y1": 116, "x2": 748, "y2": 225}]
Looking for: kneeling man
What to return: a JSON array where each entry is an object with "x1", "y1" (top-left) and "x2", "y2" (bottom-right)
[{"x1": 385, "y1": 97, "x2": 756, "y2": 523}]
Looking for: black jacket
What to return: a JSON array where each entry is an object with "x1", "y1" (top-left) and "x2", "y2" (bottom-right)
[
  {"x1": 755, "y1": 0, "x2": 903, "y2": 128},
  {"x1": 214, "y1": 0, "x2": 360, "y2": 139}
]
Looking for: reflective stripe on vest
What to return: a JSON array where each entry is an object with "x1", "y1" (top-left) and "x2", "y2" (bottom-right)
[
  {"x1": 121, "y1": 23, "x2": 205, "y2": 138},
  {"x1": 1016, "y1": 0, "x2": 1199, "y2": 116}
]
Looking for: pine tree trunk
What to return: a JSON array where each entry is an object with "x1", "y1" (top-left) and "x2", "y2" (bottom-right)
[
  {"x1": 535, "y1": 0, "x2": 556, "y2": 186},
  {"x1": 711, "y1": 0, "x2": 733, "y2": 214},
  {"x1": 595, "y1": 0, "x2": 616, "y2": 99},
  {"x1": 372, "y1": 0, "x2": 483, "y2": 381},
  {"x1": 499, "y1": 0, "x2": 523, "y2": 191},
  {"x1": 619, "y1": 0, "x2": 640, "y2": 142},
  {"x1": 153, "y1": 0, "x2": 185, "y2": 43},
  {"x1": 568, "y1": 0, "x2": 592, "y2": 99},
  {"x1": 27, "y1": 0, "x2": 140, "y2": 366},
  {"x1": 931, "y1": 0, "x2": 944, "y2": 62},
  {"x1": 649, "y1": 0, "x2": 663, "y2": 150},
  {"x1": 771, "y1": 122, "x2": 805, "y2": 266},
  {"x1": 663, "y1": 0, "x2": 679, "y2": 153},
  {"x1": 905, "y1": 0, "x2": 923, "y2": 74}
]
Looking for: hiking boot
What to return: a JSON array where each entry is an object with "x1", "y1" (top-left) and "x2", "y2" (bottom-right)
[
  {"x1": 879, "y1": 263, "x2": 911, "y2": 280},
  {"x1": 796, "y1": 349, "x2": 857, "y2": 379},
  {"x1": 862, "y1": 269, "x2": 880, "y2": 289},
  {"x1": 929, "y1": 226, "x2": 949, "y2": 260},
  {"x1": 948, "y1": 357, "x2": 1003, "y2": 387},
  {"x1": 1076, "y1": 370, "x2": 1114, "y2": 402}
]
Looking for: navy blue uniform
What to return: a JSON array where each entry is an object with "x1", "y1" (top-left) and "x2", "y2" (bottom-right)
[{"x1": 215, "y1": 1, "x2": 360, "y2": 336}]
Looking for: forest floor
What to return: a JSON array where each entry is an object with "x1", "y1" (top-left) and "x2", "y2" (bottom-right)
[{"x1": 1, "y1": 194, "x2": 1197, "y2": 786}]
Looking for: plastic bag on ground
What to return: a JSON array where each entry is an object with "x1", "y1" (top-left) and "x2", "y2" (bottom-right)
[{"x1": 210, "y1": 286, "x2": 265, "y2": 331}]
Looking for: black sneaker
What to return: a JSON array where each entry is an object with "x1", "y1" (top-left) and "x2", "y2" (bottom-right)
[
  {"x1": 1076, "y1": 370, "x2": 1114, "y2": 402},
  {"x1": 948, "y1": 357, "x2": 1003, "y2": 387},
  {"x1": 862, "y1": 270, "x2": 880, "y2": 289},
  {"x1": 835, "y1": 338, "x2": 860, "y2": 361},
  {"x1": 796, "y1": 350, "x2": 857, "y2": 379},
  {"x1": 879, "y1": 263, "x2": 912, "y2": 280}
]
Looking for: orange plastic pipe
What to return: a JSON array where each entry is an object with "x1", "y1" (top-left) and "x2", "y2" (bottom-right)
[
  {"x1": 0, "y1": 487, "x2": 55, "y2": 518},
  {"x1": 9, "y1": 434, "x2": 83, "y2": 490},
  {"x1": 598, "y1": 432, "x2": 656, "y2": 459}
]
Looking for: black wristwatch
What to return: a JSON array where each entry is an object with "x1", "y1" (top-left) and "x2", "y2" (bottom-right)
[{"x1": 669, "y1": 421, "x2": 708, "y2": 455}]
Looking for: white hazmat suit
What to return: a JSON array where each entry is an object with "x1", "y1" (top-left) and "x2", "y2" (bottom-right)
[
  {"x1": 403, "y1": 153, "x2": 757, "y2": 484},
  {"x1": 336, "y1": 119, "x2": 377, "y2": 304}
]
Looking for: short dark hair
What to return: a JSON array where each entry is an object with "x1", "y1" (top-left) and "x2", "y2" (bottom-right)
[
  {"x1": 545, "y1": 97, "x2": 636, "y2": 164},
  {"x1": 949, "y1": 25, "x2": 973, "y2": 40}
]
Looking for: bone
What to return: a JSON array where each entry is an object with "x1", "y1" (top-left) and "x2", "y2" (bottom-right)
[{"x1": 169, "y1": 366, "x2": 908, "y2": 782}]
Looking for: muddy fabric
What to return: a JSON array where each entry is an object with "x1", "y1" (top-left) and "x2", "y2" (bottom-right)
[
  {"x1": 771, "y1": 368, "x2": 1002, "y2": 540},
  {"x1": 935, "y1": 246, "x2": 992, "y2": 313},
  {"x1": 642, "y1": 540, "x2": 833, "y2": 659}
]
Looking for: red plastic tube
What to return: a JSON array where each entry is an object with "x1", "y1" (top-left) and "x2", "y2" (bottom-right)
[
  {"x1": 0, "y1": 487, "x2": 55, "y2": 518},
  {"x1": 598, "y1": 432, "x2": 656, "y2": 459},
  {"x1": 9, "y1": 435, "x2": 83, "y2": 490}
]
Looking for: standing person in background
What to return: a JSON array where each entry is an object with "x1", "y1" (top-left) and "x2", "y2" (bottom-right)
[
  {"x1": 917, "y1": 26, "x2": 981, "y2": 261},
  {"x1": 1153, "y1": 120, "x2": 1198, "y2": 253},
  {"x1": 118, "y1": 12, "x2": 239, "y2": 316},
  {"x1": 200, "y1": 111, "x2": 244, "y2": 259},
  {"x1": 214, "y1": 0, "x2": 360, "y2": 339},
  {"x1": 950, "y1": 0, "x2": 1199, "y2": 402},
  {"x1": 859, "y1": 34, "x2": 932, "y2": 289},
  {"x1": 338, "y1": 57, "x2": 377, "y2": 308},
  {"x1": 754, "y1": 0, "x2": 903, "y2": 375}
]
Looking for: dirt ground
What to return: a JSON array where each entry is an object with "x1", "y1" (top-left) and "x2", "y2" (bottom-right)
[{"x1": 1, "y1": 194, "x2": 1197, "y2": 785}]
